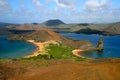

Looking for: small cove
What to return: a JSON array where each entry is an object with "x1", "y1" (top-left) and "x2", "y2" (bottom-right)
[
  {"x1": 60, "y1": 33, "x2": 120, "y2": 58},
  {"x1": 0, "y1": 35, "x2": 36, "y2": 59}
]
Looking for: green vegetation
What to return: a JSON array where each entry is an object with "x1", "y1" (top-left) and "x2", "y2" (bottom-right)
[
  {"x1": 20, "y1": 44, "x2": 87, "y2": 61},
  {"x1": 45, "y1": 44, "x2": 87, "y2": 61},
  {"x1": 45, "y1": 44, "x2": 74, "y2": 59},
  {"x1": 19, "y1": 54, "x2": 53, "y2": 61},
  {"x1": 0, "y1": 59, "x2": 7, "y2": 63}
]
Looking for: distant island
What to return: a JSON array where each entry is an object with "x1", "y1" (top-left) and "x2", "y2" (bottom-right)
[{"x1": 0, "y1": 19, "x2": 120, "y2": 36}]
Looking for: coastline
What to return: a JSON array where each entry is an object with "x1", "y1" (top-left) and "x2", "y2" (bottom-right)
[
  {"x1": 72, "y1": 49, "x2": 85, "y2": 58},
  {"x1": 25, "y1": 40, "x2": 86, "y2": 58},
  {"x1": 24, "y1": 40, "x2": 44, "y2": 58}
]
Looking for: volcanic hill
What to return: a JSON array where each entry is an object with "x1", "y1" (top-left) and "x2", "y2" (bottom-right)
[
  {"x1": 7, "y1": 28, "x2": 95, "y2": 49},
  {"x1": 42, "y1": 19, "x2": 65, "y2": 26}
]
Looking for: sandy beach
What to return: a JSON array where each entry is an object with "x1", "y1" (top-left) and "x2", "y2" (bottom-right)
[
  {"x1": 25, "y1": 40, "x2": 85, "y2": 58},
  {"x1": 72, "y1": 49, "x2": 85, "y2": 58},
  {"x1": 24, "y1": 40, "x2": 44, "y2": 58}
]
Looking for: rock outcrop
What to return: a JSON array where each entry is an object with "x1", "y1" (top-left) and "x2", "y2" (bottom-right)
[{"x1": 96, "y1": 38, "x2": 104, "y2": 51}]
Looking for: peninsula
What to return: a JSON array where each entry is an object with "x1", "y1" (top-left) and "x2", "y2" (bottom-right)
[{"x1": 6, "y1": 27, "x2": 103, "y2": 58}]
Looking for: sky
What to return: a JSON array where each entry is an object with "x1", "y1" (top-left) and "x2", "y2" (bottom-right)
[{"x1": 0, "y1": 0, "x2": 120, "y2": 24}]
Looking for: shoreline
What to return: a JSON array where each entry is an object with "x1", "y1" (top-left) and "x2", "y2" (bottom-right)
[
  {"x1": 72, "y1": 49, "x2": 85, "y2": 58},
  {"x1": 25, "y1": 40, "x2": 86, "y2": 58},
  {"x1": 24, "y1": 40, "x2": 44, "y2": 58}
]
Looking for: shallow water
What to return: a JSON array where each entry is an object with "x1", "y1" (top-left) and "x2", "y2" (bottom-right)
[
  {"x1": 60, "y1": 33, "x2": 120, "y2": 58},
  {"x1": 0, "y1": 35, "x2": 36, "y2": 59}
]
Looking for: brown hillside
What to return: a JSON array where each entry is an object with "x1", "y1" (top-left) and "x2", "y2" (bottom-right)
[
  {"x1": 7, "y1": 24, "x2": 43, "y2": 30},
  {"x1": 0, "y1": 59, "x2": 120, "y2": 80},
  {"x1": 8, "y1": 28, "x2": 94, "y2": 49},
  {"x1": 104, "y1": 22, "x2": 120, "y2": 34}
]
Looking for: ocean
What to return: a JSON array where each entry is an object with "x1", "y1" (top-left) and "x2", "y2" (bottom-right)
[
  {"x1": 0, "y1": 35, "x2": 36, "y2": 59},
  {"x1": 60, "y1": 33, "x2": 120, "y2": 58}
]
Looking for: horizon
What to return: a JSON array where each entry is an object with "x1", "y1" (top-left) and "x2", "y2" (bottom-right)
[
  {"x1": 0, "y1": 0, "x2": 120, "y2": 24},
  {"x1": 0, "y1": 19, "x2": 120, "y2": 24}
]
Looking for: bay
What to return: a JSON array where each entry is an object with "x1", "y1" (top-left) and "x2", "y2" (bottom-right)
[
  {"x1": 60, "y1": 33, "x2": 120, "y2": 58},
  {"x1": 0, "y1": 35, "x2": 36, "y2": 59}
]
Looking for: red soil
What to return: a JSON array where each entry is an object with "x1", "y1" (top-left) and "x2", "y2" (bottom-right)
[{"x1": 0, "y1": 59, "x2": 120, "y2": 80}]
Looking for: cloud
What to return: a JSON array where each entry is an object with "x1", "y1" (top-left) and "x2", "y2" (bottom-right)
[
  {"x1": 83, "y1": 0, "x2": 109, "y2": 12},
  {"x1": 0, "y1": 0, "x2": 120, "y2": 23},
  {"x1": 54, "y1": 0, "x2": 76, "y2": 10},
  {"x1": 0, "y1": 0, "x2": 12, "y2": 13},
  {"x1": 32, "y1": 0, "x2": 42, "y2": 9},
  {"x1": 81, "y1": 0, "x2": 120, "y2": 23}
]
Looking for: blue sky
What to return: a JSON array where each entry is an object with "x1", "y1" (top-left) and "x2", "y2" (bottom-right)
[{"x1": 0, "y1": 0, "x2": 120, "y2": 23}]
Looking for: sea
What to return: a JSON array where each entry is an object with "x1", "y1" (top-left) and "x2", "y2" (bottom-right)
[
  {"x1": 0, "y1": 33, "x2": 120, "y2": 59},
  {"x1": 0, "y1": 35, "x2": 36, "y2": 59},
  {"x1": 60, "y1": 33, "x2": 120, "y2": 58}
]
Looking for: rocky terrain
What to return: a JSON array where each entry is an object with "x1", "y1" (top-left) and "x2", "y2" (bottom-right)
[{"x1": 0, "y1": 59, "x2": 120, "y2": 80}]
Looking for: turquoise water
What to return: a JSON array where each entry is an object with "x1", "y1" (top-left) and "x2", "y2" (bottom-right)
[
  {"x1": 60, "y1": 33, "x2": 120, "y2": 58},
  {"x1": 0, "y1": 35, "x2": 36, "y2": 59},
  {"x1": 1, "y1": 33, "x2": 120, "y2": 59}
]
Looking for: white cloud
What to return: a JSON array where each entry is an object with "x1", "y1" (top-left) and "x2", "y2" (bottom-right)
[
  {"x1": 0, "y1": 0, "x2": 12, "y2": 13},
  {"x1": 80, "y1": 0, "x2": 120, "y2": 23},
  {"x1": 0, "y1": 0, "x2": 120, "y2": 23},
  {"x1": 54, "y1": 0, "x2": 76, "y2": 10},
  {"x1": 32, "y1": 0, "x2": 42, "y2": 9},
  {"x1": 83, "y1": 0, "x2": 109, "y2": 12}
]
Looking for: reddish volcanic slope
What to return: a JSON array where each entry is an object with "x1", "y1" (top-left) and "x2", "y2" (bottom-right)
[
  {"x1": 8, "y1": 28, "x2": 94, "y2": 49},
  {"x1": 0, "y1": 59, "x2": 120, "y2": 80}
]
